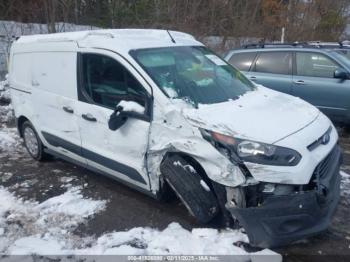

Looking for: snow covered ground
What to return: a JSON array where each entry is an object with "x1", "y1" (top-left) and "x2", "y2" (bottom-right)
[
  {"x1": 0, "y1": 171, "x2": 279, "y2": 260},
  {"x1": 0, "y1": 81, "x2": 281, "y2": 260},
  {"x1": 0, "y1": 183, "x2": 273, "y2": 257}
]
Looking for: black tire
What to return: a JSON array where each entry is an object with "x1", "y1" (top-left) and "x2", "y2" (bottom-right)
[
  {"x1": 21, "y1": 121, "x2": 50, "y2": 161},
  {"x1": 160, "y1": 155, "x2": 219, "y2": 224}
]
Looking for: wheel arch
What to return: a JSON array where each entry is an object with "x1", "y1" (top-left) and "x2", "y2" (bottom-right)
[
  {"x1": 161, "y1": 152, "x2": 211, "y2": 183},
  {"x1": 158, "y1": 151, "x2": 234, "y2": 226},
  {"x1": 16, "y1": 115, "x2": 30, "y2": 137},
  {"x1": 158, "y1": 151, "x2": 218, "y2": 199}
]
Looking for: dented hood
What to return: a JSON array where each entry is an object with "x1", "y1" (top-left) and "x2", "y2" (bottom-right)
[{"x1": 183, "y1": 86, "x2": 320, "y2": 144}]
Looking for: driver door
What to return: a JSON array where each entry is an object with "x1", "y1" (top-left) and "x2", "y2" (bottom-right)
[{"x1": 75, "y1": 51, "x2": 152, "y2": 190}]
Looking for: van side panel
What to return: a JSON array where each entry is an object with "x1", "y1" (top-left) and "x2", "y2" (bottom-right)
[
  {"x1": 30, "y1": 52, "x2": 84, "y2": 163},
  {"x1": 31, "y1": 52, "x2": 77, "y2": 99},
  {"x1": 11, "y1": 53, "x2": 32, "y2": 92},
  {"x1": 9, "y1": 48, "x2": 85, "y2": 164},
  {"x1": 9, "y1": 53, "x2": 35, "y2": 126}
]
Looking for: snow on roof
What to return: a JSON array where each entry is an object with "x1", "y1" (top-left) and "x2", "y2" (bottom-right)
[
  {"x1": 16, "y1": 29, "x2": 195, "y2": 45},
  {"x1": 14, "y1": 29, "x2": 201, "y2": 54}
]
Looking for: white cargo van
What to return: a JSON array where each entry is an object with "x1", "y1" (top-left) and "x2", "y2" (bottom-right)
[{"x1": 9, "y1": 29, "x2": 342, "y2": 248}]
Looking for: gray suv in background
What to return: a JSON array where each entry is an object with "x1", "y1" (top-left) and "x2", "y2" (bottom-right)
[{"x1": 225, "y1": 44, "x2": 350, "y2": 125}]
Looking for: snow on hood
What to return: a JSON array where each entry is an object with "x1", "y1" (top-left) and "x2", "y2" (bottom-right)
[{"x1": 183, "y1": 86, "x2": 320, "y2": 144}]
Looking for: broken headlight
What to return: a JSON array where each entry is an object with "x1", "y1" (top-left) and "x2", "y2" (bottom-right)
[{"x1": 200, "y1": 129, "x2": 301, "y2": 166}]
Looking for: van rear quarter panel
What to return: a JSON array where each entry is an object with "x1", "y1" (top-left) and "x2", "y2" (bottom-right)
[
  {"x1": 10, "y1": 52, "x2": 34, "y2": 123},
  {"x1": 30, "y1": 51, "x2": 80, "y2": 147},
  {"x1": 10, "y1": 42, "x2": 79, "y2": 147}
]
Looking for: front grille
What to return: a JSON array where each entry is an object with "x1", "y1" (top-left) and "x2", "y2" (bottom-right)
[{"x1": 314, "y1": 146, "x2": 337, "y2": 179}]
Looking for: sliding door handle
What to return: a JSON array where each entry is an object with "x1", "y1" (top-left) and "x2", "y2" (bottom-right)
[
  {"x1": 82, "y1": 113, "x2": 97, "y2": 122},
  {"x1": 62, "y1": 106, "x2": 74, "y2": 114}
]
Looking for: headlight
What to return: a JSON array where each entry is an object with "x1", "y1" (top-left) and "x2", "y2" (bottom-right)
[{"x1": 200, "y1": 129, "x2": 301, "y2": 166}]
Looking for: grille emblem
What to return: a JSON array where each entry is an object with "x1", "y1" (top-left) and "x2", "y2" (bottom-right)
[{"x1": 321, "y1": 133, "x2": 330, "y2": 145}]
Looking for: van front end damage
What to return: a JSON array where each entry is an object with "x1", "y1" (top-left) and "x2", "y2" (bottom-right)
[
  {"x1": 149, "y1": 99, "x2": 342, "y2": 248},
  {"x1": 227, "y1": 145, "x2": 342, "y2": 248}
]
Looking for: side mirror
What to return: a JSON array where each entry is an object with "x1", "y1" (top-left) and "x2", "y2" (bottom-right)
[
  {"x1": 108, "y1": 105, "x2": 128, "y2": 131},
  {"x1": 334, "y1": 68, "x2": 349, "y2": 80},
  {"x1": 108, "y1": 101, "x2": 146, "y2": 131}
]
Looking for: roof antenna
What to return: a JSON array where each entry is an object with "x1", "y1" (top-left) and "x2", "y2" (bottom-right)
[{"x1": 167, "y1": 30, "x2": 176, "y2": 44}]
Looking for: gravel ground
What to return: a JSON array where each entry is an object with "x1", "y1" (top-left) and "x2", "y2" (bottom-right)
[{"x1": 0, "y1": 96, "x2": 349, "y2": 260}]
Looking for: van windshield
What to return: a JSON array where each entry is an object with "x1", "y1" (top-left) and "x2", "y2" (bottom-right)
[{"x1": 130, "y1": 46, "x2": 255, "y2": 106}]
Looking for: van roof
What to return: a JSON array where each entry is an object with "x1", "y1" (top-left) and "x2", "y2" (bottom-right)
[{"x1": 14, "y1": 29, "x2": 202, "y2": 53}]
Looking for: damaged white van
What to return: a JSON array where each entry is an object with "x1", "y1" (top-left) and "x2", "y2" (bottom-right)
[{"x1": 9, "y1": 29, "x2": 342, "y2": 248}]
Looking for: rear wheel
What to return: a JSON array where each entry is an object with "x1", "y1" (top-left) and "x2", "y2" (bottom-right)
[
  {"x1": 22, "y1": 121, "x2": 50, "y2": 161},
  {"x1": 160, "y1": 155, "x2": 219, "y2": 224}
]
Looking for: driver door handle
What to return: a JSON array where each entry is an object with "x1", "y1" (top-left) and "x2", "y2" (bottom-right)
[
  {"x1": 294, "y1": 80, "x2": 306, "y2": 85},
  {"x1": 62, "y1": 106, "x2": 74, "y2": 114},
  {"x1": 250, "y1": 76, "x2": 257, "y2": 80},
  {"x1": 82, "y1": 113, "x2": 97, "y2": 122}
]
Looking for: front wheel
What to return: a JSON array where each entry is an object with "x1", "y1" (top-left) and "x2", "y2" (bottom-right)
[
  {"x1": 22, "y1": 121, "x2": 50, "y2": 161},
  {"x1": 160, "y1": 155, "x2": 219, "y2": 224}
]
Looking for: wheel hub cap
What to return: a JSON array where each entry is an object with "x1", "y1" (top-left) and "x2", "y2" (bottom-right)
[{"x1": 24, "y1": 127, "x2": 39, "y2": 156}]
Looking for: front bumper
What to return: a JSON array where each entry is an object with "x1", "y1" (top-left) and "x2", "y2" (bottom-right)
[{"x1": 228, "y1": 145, "x2": 342, "y2": 248}]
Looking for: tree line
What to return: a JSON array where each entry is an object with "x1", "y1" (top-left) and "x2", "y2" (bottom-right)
[{"x1": 0, "y1": 0, "x2": 349, "y2": 48}]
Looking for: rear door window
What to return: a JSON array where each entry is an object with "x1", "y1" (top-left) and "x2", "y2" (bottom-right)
[
  {"x1": 228, "y1": 52, "x2": 256, "y2": 71},
  {"x1": 296, "y1": 52, "x2": 340, "y2": 78},
  {"x1": 253, "y1": 52, "x2": 292, "y2": 75}
]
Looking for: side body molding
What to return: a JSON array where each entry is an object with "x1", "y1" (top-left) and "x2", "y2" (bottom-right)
[{"x1": 41, "y1": 131, "x2": 147, "y2": 185}]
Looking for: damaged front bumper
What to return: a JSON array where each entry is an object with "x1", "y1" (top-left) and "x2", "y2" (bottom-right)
[{"x1": 228, "y1": 145, "x2": 342, "y2": 248}]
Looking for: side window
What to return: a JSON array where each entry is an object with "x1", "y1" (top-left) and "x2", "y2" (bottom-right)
[
  {"x1": 228, "y1": 52, "x2": 256, "y2": 71},
  {"x1": 296, "y1": 52, "x2": 340, "y2": 78},
  {"x1": 81, "y1": 53, "x2": 148, "y2": 109},
  {"x1": 254, "y1": 52, "x2": 292, "y2": 75}
]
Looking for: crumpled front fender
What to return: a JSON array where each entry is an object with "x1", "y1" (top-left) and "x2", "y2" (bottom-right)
[{"x1": 147, "y1": 109, "x2": 245, "y2": 188}]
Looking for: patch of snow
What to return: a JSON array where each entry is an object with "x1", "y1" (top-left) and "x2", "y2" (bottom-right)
[
  {"x1": 0, "y1": 80, "x2": 15, "y2": 126},
  {"x1": 341, "y1": 170, "x2": 349, "y2": 177},
  {"x1": 0, "y1": 185, "x2": 280, "y2": 258},
  {"x1": 341, "y1": 170, "x2": 350, "y2": 197},
  {"x1": 173, "y1": 160, "x2": 181, "y2": 166},
  {"x1": 0, "y1": 79, "x2": 11, "y2": 103},
  {"x1": 0, "y1": 172, "x2": 13, "y2": 183},
  {"x1": 200, "y1": 180, "x2": 211, "y2": 192},
  {"x1": 118, "y1": 100, "x2": 145, "y2": 114},
  {"x1": 173, "y1": 161, "x2": 196, "y2": 174},
  {"x1": 0, "y1": 79, "x2": 7, "y2": 91},
  {"x1": 0, "y1": 79, "x2": 15, "y2": 125},
  {"x1": 37, "y1": 187, "x2": 104, "y2": 218},
  {"x1": 75, "y1": 223, "x2": 279, "y2": 258},
  {"x1": 59, "y1": 176, "x2": 74, "y2": 183},
  {"x1": 0, "y1": 185, "x2": 106, "y2": 254},
  {"x1": 0, "y1": 127, "x2": 22, "y2": 154},
  {"x1": 163, "y1": 86, "x2": 178, "y2": 98},
  {"x1": 184, "y1": 165, "x2": 196, "y2": 173},
  {"x1": 0, "y1": 88, "x2": 10, "y2": 102}
]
